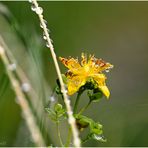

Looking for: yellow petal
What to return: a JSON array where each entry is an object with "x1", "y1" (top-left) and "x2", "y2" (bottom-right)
[
  {"x1": 92, "y1": 73, "x2": 110, "y2": 99},
  {"x1": 67, "y1": 76, "x2": 86, "y2": 95},
  {"x1": 59, "y1": 57, "x2": 81, "y2": 72},
  {"x1": 99, "y1": 85, "x2": 110, "y2": 99},
  {"x1": 96, "y1": 62, "x2": 113, "y2": 73}
]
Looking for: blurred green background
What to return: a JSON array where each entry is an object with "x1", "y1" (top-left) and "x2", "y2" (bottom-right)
[{"x1": 0, "y1": 1, "x2": 148, "y2": 147}]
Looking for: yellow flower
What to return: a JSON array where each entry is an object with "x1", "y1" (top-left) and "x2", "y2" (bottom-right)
[{"x1": 59, "y1": 53, "x2": 113, "y2": 98}]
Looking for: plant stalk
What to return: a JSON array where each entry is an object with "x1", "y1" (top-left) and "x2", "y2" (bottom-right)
[
  {"x1": 56, "y1": 121, "x2": 63, "y2": 146},
  {"x1": 30, "y1": 0, "x2": 81, "y2": 147}
]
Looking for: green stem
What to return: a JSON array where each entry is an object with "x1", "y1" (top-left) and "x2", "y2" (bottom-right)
[
  {"x1": 78, "y1": 100, "x2": 91, "y2": 115},
  {"x1": 82, "y1": 135, "x2": 91, "y2": 144},
  {"x1": 74, "y1": 91, "x2": 83, "y2": 114},
  {"x1": 56, "y1": 121, "x2": 63, "y2": 146},
  {"x1": 65, "y1": 127, "x2": 72, "y2": 147}
]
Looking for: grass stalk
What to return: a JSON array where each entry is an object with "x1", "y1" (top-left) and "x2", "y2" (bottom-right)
[
  {"x1": 0, "y1": 37, "x2": 45, "y2": 146},
  {"x1": 29, "y1": 0, "x2": 81, "y2": 147}
]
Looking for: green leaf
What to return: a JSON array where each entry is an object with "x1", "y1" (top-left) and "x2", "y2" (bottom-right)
[
  {"x1": 90, "y1": 122, "x2": 103, "y2": 135},
  {"x1": 45, "y1": 107, "x2": 56, "y2": 116},
  {"x1": 45, "y1": 108, "x2": 57, "y2": 121},
  {"x1": 75, "y1": 114, "x2": 106, "y2": 143},
  {"x1": 54, "y1": 103, "x2": 63, "y2": 112},
  {"x1": 75, "y1": 114, "x2": 91, "y2": 131},
  {"x1": 54, "y1": 103, "x2": 66, "y2": 118},
  {"x1": 45, "y1": 103, "x2": 67, "y2": 123},
  {"x1": 87, "y1": 90, "x2": 103, "y2": 102}
]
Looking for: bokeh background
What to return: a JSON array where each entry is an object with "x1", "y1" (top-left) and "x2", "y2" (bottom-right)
[{"x1": 0, "y1": 1, "x2": 148, "y2": 147}]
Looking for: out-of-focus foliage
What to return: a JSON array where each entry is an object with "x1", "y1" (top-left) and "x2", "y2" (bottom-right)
[{"x1": 0, "y1": 1, "x2": 148, "y2": 147}]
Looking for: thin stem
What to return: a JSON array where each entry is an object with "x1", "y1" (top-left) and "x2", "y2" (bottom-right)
[
  {"x1": 30, "y1": 0, "x2": 81, "y2": 147},
  {"x1": 74, "y1": 92, "x2": 83, "y2": 114},
  {"x1": 78, "y1": 101, "x2": 91, "y2": 115},
  {"x1": 65, "y1": 127, "x2": 72, "y2": 147},
  {"x1": 56, "y1": 121, "x2": 63, "y2": 146}
]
